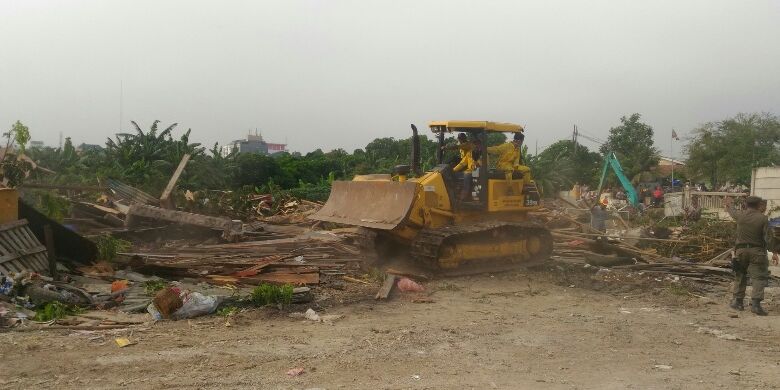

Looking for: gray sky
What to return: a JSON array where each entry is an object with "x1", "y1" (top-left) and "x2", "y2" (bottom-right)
[{"x1": 1, "y1": 0, "x2": 778, "y2": 157}]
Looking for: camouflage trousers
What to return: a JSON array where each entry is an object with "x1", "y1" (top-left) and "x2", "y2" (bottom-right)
[{"x1": 732, "y1": 247, "x2": 770, "y2": 300}]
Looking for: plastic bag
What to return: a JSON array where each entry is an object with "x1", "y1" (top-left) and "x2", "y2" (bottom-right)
[
  {"x1": 170, "y1": 292, "x2": 220, "y2": 320},
  {"x1": 397, "y1": 277, "x2": 424, "y2": 292}
]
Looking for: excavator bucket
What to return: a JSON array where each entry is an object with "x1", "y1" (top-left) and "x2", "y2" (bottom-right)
[{"x1": 310, "y1": 180, "x2": 419, "y2": 230}]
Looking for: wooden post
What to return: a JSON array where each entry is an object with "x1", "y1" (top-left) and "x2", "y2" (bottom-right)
[
  {"x1": 43, "y1": 225, "x2": 57, "y2": 278},
  {"x1": 160, "y1": 153, "x2": 191, "y2": 209},
  {"x1": 375, "y1": 274, "x2": 397, "y2": 300}
]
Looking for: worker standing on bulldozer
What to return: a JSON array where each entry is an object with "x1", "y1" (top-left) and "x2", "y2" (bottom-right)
[
  {"x1": 487, "y1": 132, "x2": 532, "y2": 189},
  {"x1": 442, "y1": 133, "x2": 475, "y2": 201}
]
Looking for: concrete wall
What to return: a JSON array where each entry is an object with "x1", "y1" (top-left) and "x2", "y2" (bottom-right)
[{"x1": 752, "y1": 167, "x2": 780, "y2": 219}]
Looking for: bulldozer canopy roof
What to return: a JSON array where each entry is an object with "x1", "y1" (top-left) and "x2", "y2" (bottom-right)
[{"x1": 428, "y1": 121, "x2": 524, "y2": 133}]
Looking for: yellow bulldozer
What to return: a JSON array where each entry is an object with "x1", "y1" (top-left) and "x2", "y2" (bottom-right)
[{"x1": 310, "y1": 120, "x2": 553, "y2": 273}]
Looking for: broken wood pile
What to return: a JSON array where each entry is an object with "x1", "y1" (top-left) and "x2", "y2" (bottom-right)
[
  {"x1": 116, "y1": 233, "x2": 362, "y2": 286},
  {"x1": 642, "y1": 219, "x2": 736, "y2": 263},
  {"x1": 262, "y1": 198, "x2": 323, "y2": 225},
  {"x1": 539, "y1": 198, "x2": 745, "y2": 284},
  {"x1": 611, "y1": 262, "x2": 735, "y2": 283}
]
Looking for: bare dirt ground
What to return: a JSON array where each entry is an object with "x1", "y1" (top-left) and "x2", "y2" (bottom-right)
[{"x1": 2, "y1": 263, "x2": 780, "y2": 390}]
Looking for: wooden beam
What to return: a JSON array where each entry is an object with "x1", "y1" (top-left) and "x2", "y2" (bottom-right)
[
  {"x1": 554, "y1": 230, "x2": 688, "y2": 243},
  {"x1": 160, "y1": 154, "x2": 191, "y2": 209},
  {"x1": 20, "y1": 183, "x2": 106, "y2": 191},
  {"x1": 375, "y1": 274, "x2": 397, "y2": 300},
  {"x1": 44, "y1": 225, "x2": 57, "y2": 278},
  {"x1": 125, "y1": 203, "x2": 241, "y2": 238}
]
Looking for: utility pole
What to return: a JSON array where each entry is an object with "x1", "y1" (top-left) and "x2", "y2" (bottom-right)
[
  {"x1": 670, "y1": 129, "x2": 675, "y2": 191},
  {"x1": 119, "y1": 80, "x2": 123, "y2": 131},
  {"x1": 572, "y1": 124, "x2": 579, "y2": 153}
]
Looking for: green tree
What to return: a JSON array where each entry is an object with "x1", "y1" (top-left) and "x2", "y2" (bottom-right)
[
  {"x1": 685, "y1": 112, "x2": 780, "y2": 187},
  {"x1": 9, "y1": 121, "x2": 30, "y2": 153},
  {"x1": 538, "y1": 140, "x2": 602, "y2": 186},
  {"x1": 599, "y1": 114, "x2": 660, "y2": 180},
  {"x1": 233, "y1": 153, "x2": 282, "y2": 187}
]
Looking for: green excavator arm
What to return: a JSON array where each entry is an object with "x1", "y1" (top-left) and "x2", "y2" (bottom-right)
[{"x1": 597, "y1": 152, "x2": 640, "y2": 208}]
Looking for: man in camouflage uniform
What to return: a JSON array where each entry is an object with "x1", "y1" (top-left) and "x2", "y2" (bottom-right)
[{"x1": 725, "y1": 196, "x2": 778, "y2": 316}]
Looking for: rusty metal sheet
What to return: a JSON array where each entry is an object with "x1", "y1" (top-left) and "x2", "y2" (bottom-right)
[{"x1": 310, "y1": 180, "x2": 418, "y2": 230}]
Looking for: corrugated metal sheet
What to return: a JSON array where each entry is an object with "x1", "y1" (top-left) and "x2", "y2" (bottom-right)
[
  {"x1": 106, "y1": 178, "x2": 160, "y2": 206},
  {"x1": 0, "y1": 219, "x2": 49, "y2": 275}
]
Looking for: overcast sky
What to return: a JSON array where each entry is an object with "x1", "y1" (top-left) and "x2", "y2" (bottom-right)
[{"x1": 1, "y1": 1, "x2": 778, "y2": 156}]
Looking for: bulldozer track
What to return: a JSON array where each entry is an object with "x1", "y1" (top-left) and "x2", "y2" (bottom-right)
[{"x1": 410, "y1": 221, "x2": 554, "y2": 271}]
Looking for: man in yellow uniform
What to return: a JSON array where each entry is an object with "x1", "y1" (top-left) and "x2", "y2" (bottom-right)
[
  {"x1": 442, "y1": 133, "x2": 475, "y2": 201},
  {"x1": 487, "y1": 132, "x2": 532, "y2": 191}
]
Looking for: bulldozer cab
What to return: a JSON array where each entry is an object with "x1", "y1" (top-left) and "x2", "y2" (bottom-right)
[{"x1": 429, "y1": 121, "x2": 539, "y2": 211}]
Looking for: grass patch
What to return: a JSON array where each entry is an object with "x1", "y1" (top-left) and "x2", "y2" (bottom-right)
[
  {"x1": 33, "y1": 302, "x2": 83, "y2": 322},
  {"x1": 250, "y1": 283, "x2": 294, "y2": 306},
  {"x1": 216, "y1": 306, "x2": 239, "y2": 317},
  {"x1": 142, "y1": 280, "x2": 168, "y2": 296},
  {"x1": 666, "y1": 283, "x2": 690, "y2": 296},
  {"x1": 95, "y1": 235, "x2": 132, "y2": 261}
]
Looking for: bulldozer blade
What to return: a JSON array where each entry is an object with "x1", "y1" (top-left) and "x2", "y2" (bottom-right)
[{"x1": 310, "y1": 180, "x2": 418, "y2": 230}]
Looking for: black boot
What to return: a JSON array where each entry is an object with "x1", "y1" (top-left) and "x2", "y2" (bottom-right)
[
  {"x1": 751, "y1": 299, "x2": 768, "y2": 316},
  {"x1": 729, "y1": 298, "x2": 744, "y2": 311}
]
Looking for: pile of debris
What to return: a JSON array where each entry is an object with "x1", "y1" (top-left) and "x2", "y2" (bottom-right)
[
  {"x1": 262, "y1": 198, "x2": 323, "y2": 226},
  {"x1": 117, "y1": 230, "x2": 363, "y2": 286},
  {"x1": 538, "y1": 198, "x2": 773, "y2": 285}
]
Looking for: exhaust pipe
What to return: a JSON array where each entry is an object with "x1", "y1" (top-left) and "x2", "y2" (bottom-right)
[{"x1": 410, "y1": 124, "x2": 422, "y2": 176}]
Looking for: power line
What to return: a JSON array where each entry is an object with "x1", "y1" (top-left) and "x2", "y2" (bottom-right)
[{"x1": 576, "y1": 132, "x2": 606, "y2": 145}]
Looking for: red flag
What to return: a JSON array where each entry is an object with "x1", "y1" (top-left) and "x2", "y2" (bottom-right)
[{"x1": 671, "y1": 129, "x2": 680, "y2": 140}]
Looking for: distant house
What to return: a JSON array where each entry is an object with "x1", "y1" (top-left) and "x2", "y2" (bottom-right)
[
  {"x1": 220, "y1": 132, "x2": 287, "y2": 157},
  {"x1": 656, "y1": 156, "x2": 685, "y2": 176},
  {"x1": 76, "y1": 143, "x2": 103, "y2": 153},
  {"x1": 28, "y1": 141, "x2": 44, "y2": 149}
]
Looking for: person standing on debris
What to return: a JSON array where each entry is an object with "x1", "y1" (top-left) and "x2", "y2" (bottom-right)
[
  {"x1": 571, "y1": 182, "x2": 581, "y2": 201},
  {"x1": 724, "y1": 196, "x2": 778, "y2": 315},
  {"x1": 652, "y1": 186, "x2": 664, "y2": 207},
  {"x1": 591, "y1": 199, "x2": 609, "y2": 233}
]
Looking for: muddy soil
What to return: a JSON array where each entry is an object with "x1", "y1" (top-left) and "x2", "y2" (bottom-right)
[{"x1": 2, "y1": 263, "x2": 779, "y2": 389}]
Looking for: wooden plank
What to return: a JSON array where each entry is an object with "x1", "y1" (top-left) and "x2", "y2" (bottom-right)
[
  {"x1": 0, "y1": 245, "x2": 47, "y2": 265},
  {"x1": 554, "y1": 230, "x2": 688, "y2": 243},
  {"x1": 126, "y1": 203, "x2": 241, "y2": 237},
  {"x1": 160, "y1": 153, "x2": 191, "y2": 209},
  {"x1": 0, "y1": 219, "x2": 29, "y2": 233},
  {"x1": 77, "y1": 202, "x2": 123, "y2": 216},
  {"x1": 375, "y1": 274, "x2": 397, "y2": 300},
  {"x1": 247, "y1": 272, "x2": 320, "y2": 285},
  {"x1": 20, "y1": 183, "x2": 106, "y2": 191},
  {"x1": 44, "y1": 225, "x2": 57, "y2": 278}
]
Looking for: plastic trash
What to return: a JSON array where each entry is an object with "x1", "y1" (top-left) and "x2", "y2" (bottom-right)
[
  {"x1": 397, "y1": 277, "x2": 424, "y2": 292},
  {"x1": 171, "y1": 292, "x2": 220, "y2": 320},
  {"x1": 147, "y1": 303, "x2": 163, "y2": 321},
  {"x1": 0, "y1": 273, "x2": 13, "y2": 295},
  {"x1": 286, "y1": 367, "x2": 305, "y2": 377},
  {"x1": 304, "y1": 308, "x2": 320, "y2": 321}
]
